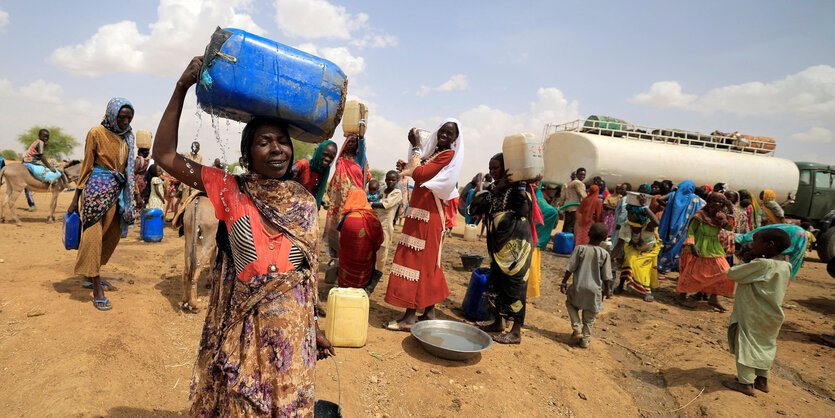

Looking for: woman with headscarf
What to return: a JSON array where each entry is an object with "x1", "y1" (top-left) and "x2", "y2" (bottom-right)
[
  {"x1": 470, "y1": 153, "x2": 539, "y2": 344},
  {"x1": 153, "y1": 57, "x2": 334, "y2": 416},
  {"x1": 649, "y1": 180, "x2": 670, "y2": 219},
  {"x1": 592, "y1": 176, "x2": 610, "y2": 201},
  {"x1": 462, "y1": 173, "x2": 483, "y2": 225},
  {"x1": 324, "y1": 134, "x2": 369, "y2": 256},
  {"x1": 575, "y1": 185, "x2": 604, "y2": 247},
  {"x1": 528, "y1": 179, "x2": 559, "y2": 298},
  {"x1": 759, "y1": 189, "x2": 785, "y2": 225},
  {"x1": 611, "y1": 194, "x2": 661, "y2": 302},
  {"x1": 738, "y1": 189, "x2": 761, "y2": 230},
  {"x1": 337, "y1": 189, "x2": 385, "y2": 289},
  {"x1": 293, "y1": 140, "x2": 337, "y2": 209},
  {"x1": 736, "y1": 224, "x2": 809, "y2": 280},
  {"x1": 67, "y1": 98, "x2": 137, "y2": 311},
  {"x1": 385, "y1": 120, "x2": 464, "y2": 331},
  {"x1": 677, "y1": 192, "x2": 735, "y2": 311},
  {"x1": 657, "y1": 180, "x2": 705, "y2": 273}
]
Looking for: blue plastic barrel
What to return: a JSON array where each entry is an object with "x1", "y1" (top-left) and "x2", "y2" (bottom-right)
[
  {"x1": 63, "y1": 212, "x2": 81, "y2": 250},
  {"x1": 553, "y1": 233, "x2": 575, "y2": 254},
  {"x1": 196, "y1": 27, "x2": 347, "y2": 144},
  {"x1": 462, "y1": 267, "x2": 491, "y2": 321},
  {"x1": 141, "y1": 208, "x2": 164, "y2": 242}
]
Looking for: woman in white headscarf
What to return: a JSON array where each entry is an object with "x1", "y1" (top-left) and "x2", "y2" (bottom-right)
[{"x1": 385, "y1": 119, "x2": 464, "y2": 330}]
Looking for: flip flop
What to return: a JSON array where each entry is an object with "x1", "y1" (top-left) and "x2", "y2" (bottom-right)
[
  {"x1": 93, "y1": 298, "x2": 112, "y2": 311},
  {"x1": 385, "y1": 320, "x2": 411, "y2": 332},
  {"x1": 492, "y1": 333, "x2": 521, "y2": 345},
  {"x1": 82, "y1": 281, "x2": 113, "y2": 291}
]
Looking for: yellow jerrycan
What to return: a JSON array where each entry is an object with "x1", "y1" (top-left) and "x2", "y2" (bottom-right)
[{"x1": 325, "y1": 287, "x2": 369, "y2": 347}]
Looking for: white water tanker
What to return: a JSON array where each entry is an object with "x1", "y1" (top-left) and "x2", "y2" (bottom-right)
[{"x1": 542, "y1": 119, "x2": 799, "y2": 204}]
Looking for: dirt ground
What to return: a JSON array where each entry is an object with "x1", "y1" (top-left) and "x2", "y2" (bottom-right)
[{"x1": 1, "y1": 191, "x2": 833, "y2": 417}]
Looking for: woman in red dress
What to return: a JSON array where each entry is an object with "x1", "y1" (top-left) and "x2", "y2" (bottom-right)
[
  {"x1": 338, "y1": 189, "x2": 385, "y2": 289},
  {"x1": 324, "y1": 134, "x2": 368, "y2": 256},
  {"x1": 385, "y1": 119, "x2": 464, "y2": 330},
  {"x1": 575, "y1": 185, "x2": 604, "y2": 246}
]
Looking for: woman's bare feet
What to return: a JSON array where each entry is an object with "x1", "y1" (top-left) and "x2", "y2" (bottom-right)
[
  {"x1": 723, "y1": 380, "x2": 755, "y2": 396},
  {"x1": 417, "y1": 305, "x2": 437, "y2": 321}
]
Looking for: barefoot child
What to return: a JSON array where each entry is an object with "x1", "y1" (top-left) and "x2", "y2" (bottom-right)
[
  {"x1": 722, "y1": 228, "x2": 792, "y2": 396},
  {"x1": 561, "y1": 223, "x2": 612, "y2": 348}
]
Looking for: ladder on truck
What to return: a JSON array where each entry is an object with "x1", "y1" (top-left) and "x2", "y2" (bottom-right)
[{"x1": 542, "y1": 119, "x2": 776, "y2": 156}]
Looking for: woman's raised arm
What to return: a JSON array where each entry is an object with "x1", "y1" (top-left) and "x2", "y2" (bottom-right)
[{"x1": 153, "y1": 56, "x2": 206, "y2": 192}]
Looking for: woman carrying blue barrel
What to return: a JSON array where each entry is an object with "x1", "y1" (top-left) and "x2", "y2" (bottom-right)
[{"x1": 153, "y1": 56, "x2": 334, "y2": 416}]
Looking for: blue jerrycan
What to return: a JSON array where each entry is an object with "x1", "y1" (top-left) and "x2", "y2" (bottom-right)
[
  {"x1": 196, "y1": 27, "x2": 348, "y2": 144},
  {"x1": 63, "y1": 212, "x2": 81, "y2": 250},
  {"x1": 462, "y1": 267, "x2": 491, "y2": 321},
  {"x1": 140, "y1": 208, "x2": 164, "y2": 242},
  {"x1": 553, "y1": 233, "x2": 575, "y2": 254}
]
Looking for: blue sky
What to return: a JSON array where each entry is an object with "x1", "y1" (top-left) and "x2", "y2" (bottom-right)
[{"x1": 0, "y1": 0, "x2": 832, "y2": 181}]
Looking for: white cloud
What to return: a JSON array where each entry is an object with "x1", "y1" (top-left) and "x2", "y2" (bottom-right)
[
  {"x1": 295, "y1": 43, "x2": 365, "y2": 77},
  {"x1": 791, "y1": 127, "x2": 833, "y2": 144},
  {"x1": 631, "y1": 66, "x2": 835, "y2": 124},
  {"x1": 417, "y1": 74, "x2": 470, "y2": 96},
  {"x1": 437, "y1": 74, "x2": 469, "y2": 92},
  {"x1": 0, "y1": 8, "x2": 9, "y2": 31},
  {"x1": 275, "y1": 0, "x2": 365, "y2": 40},
  {"x1": 274, "y1": 0, "x2": 396, "y2": 49},
  {"x1": 49, "y1": 0, "x2": 265, "y2": 77},
  {"x1": 695, "y1": 65, "x2": 835, "y2": 122},
  {"x1": 629, "y1": 81, "x2": 697, "y2": 108}
]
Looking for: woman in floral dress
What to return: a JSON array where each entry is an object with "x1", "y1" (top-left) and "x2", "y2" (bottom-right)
[{"x1": 154, "y1": 56, "x2": 334, "y2": 417}]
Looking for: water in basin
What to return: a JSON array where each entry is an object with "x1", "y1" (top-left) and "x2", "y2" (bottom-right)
[{"x1": 414, "y1": 327, "x2": 484, "y2": 351}]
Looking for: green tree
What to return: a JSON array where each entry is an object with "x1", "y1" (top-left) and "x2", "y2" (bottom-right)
[
  {"x1": 1, "y1": 149, "x2": 20, "y2": 160},
  {"x1": 370, "y1": 169, "x2": 386, "y2": 181},
  {"x1": 16, "y1": 126, "x2": 80, "y2": 160},
  {"x1": 292, "y1": 139, "x2": 316, "y2": 162}
]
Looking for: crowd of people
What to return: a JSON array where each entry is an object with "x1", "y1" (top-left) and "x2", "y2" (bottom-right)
[{"x1": 5, "y1": 54, "x2": 817, "y2": 414}]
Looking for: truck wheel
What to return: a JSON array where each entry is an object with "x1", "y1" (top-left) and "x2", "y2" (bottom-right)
[{"x1": 818, "y1": 227, "x2": 835, "y2": 263}]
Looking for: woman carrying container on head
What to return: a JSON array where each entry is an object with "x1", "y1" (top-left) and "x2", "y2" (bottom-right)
[
  {"x1": 385, "y1": 120, "x2": 464, "y2": 331},
  {"x1": 657, "y1": 180, "x2": 705, "y2": 273},
  {"x1": 153, "y1": 56, "x2": 334, "y2": 416},
  {"x1": 67, "y1": 98, "x2": 138, "y2": 311},
  {"x1": 293, "y1": 140, "x2": 337, "y2": 209},
  {"x1": 324, "y1": 133, "x2": 370, "y2": 257},
  {"x1": 469, "y1": 153, "x2": 539, "y2": 344}
]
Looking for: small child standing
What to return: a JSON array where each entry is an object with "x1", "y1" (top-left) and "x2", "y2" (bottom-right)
[
  {"x1": 561, "y1": 223, "x2": 612, "y2": 348},
  {"x1": 146, "y1": 164, "x2": 165, "y2": 211},
  {"x1": 723, "y1": 228, "x2": 792, "y2": 396}
]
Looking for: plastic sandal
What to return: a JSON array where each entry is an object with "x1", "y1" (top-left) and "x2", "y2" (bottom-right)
[{"x1": 93, "y1": 297, "x2": 112, "y2": 311}]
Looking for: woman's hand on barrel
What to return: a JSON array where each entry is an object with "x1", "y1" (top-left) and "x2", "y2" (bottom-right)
[
  {"x1": 316, "y1": 329, "x2": 336, "y2": 359},
  {"x1": 177, "y1": 56, "x2": 203, "y2": 89}
]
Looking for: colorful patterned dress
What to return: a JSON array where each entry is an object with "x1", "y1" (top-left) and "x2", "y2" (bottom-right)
[{"x1": 189, "y1": 166, "x2": 319, "y2": 416}]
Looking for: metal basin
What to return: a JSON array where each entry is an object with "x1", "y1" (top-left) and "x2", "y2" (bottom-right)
[{"x1": 410, "y1": 320, "x2": 492, "y2": 361}]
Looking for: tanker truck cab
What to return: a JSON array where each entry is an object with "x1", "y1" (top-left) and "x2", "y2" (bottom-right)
[{"x1": 785, "y1": 162, "x2": 835, "y2": 262}]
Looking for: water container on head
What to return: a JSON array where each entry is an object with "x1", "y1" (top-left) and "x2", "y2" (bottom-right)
[
  {"x1": 141, "y1": 208, "x2": 164, "y2": 242},
  {"x1": 136, "y1": 130, "x2": 152, "y2": 149},
  {"x1": 503, "y1": 133, "x2": 544, "y2": 183},
  {"x1": 196, "y1": 27, "x2": 348, "y2": 143},
  {"x1": 325, "y1": 287, "x2": 369, "y2": 347},
  {"x1": 342, "y1": 100, "x2": 368, "y2": 135}
]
